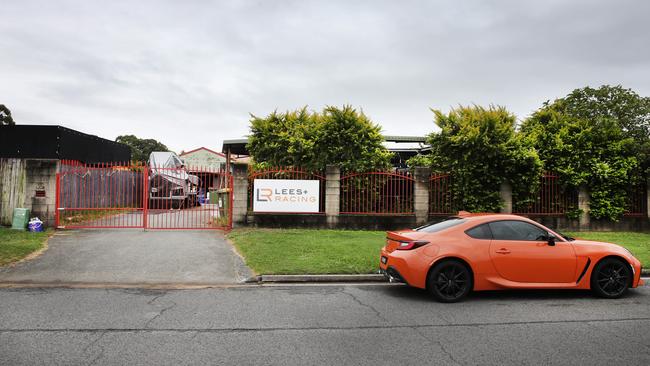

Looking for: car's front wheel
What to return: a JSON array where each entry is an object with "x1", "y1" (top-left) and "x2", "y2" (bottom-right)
[
  {"x1": 427, "y1": 260, "x2": 473, "y2": 303},
  {"x1": 591, "y1": 257, "x2": 631, "y2": 299}
]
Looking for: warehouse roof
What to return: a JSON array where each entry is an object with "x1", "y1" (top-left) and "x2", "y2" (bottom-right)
[{"x1": 0, "y1": 125, "x2": 131, "y2": 163}]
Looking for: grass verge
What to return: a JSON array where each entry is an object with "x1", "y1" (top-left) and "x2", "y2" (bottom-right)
[
  {"x1": 566, "y1": 231, "x2": 649, "y2": 267},
  {"x1": 229, "y1": 228, "x2": 650, "y2": 275},
  {"x1": 0, "y1": 228, "x2": 51, "y2": 266},
  {"x1": 227, "y1": 228, "x2": 384, "y2": 275}
]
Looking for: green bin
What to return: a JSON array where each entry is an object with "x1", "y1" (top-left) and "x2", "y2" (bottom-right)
[
  {"x1": 216, "y1": 188, "x2": 231, "y2": 215},
  {"x1": 11, "y1": 208, "x2": 30, "y2": 230},
  {"x1": 209, "y1": 189, "x2": 219, "y2": 205}
]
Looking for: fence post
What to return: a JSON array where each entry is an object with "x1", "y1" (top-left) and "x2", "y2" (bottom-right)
[
  {"x1": 325, "y1": 165, "x2": 340, "y2": 228},
  {"x1": 646, "y1": 176, "x2": 650, "y2": 220},
  {"x1": 232, "y1": 164, "x2": 249, "y2": 226},
  {"x1": 578, "y1": 185, "x2": 590, "y2": 230},
  {"x1": 500, "y1": 181, "x2": 512, "y2": 214},
  {"x1": 413, "y1": 167, "x2": 431, "y2": 225}
]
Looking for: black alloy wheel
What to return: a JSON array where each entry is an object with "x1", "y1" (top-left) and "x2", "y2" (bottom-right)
[
  {"x1": 591, "y1": 258, "x2": 631, "y2": 299},
  {"x1": 427, "y1": 260, "x2": 473, "y2": 303}
]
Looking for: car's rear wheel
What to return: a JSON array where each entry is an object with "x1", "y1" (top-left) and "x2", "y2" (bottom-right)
[
  {"x1": 591, "y1": 257, "x2": 631, "y2": 299},
  {"x1": 427, "y1": 260, "x2": 472, "y2": 303}
]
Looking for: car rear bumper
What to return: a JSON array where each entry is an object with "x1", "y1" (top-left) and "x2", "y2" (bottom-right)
[
  {"x1": 379, "y1": 266, "x2": 409, "y2": 285},
  {"x1": 379, "y1": 248, "x2": 429, "y2": 288}
]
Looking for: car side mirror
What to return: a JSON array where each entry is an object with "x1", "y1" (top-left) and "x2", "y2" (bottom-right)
[{"x1": 547, "y1": 235, "x2": 556, "y2": 246}]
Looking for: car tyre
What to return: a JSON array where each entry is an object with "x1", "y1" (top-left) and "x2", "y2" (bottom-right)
[
  {"x1": 427, "y1": 260, "x2": 473, "y2": 303},
  {"x1": 591, "y1": 257, "x2": 631, "y2": 299}
]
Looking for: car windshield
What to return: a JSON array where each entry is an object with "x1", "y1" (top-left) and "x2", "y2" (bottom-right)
[{"x1": 415, "y1": 218, "x2": 467, "y2": 233}]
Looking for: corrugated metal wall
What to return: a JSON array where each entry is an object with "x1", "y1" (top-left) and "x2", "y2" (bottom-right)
[{"x1": 0, "y1": 159, "x2": 27, "y2": 226}]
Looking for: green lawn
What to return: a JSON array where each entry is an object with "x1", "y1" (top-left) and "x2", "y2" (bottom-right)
[
  {"x1": 229, "y1": 228, "x2": 650, "y2": 275},
  {"x1": 566, "y1": 231, "x2": 650, "y2": 267},
  {"x1": 227, "y1": 228, "x2": 385, "y2": 275},
  {"x1": 0, "y1": 228, "x2": 51, "y2": 266}
]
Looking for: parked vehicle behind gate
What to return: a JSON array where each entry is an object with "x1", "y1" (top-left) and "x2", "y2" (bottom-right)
[
  {"x1": 379, "y1": 212, "x2": 644, "y2": 302},
  {"x1": 148, "y1": 152, "x2": 200, "y2": 209}
]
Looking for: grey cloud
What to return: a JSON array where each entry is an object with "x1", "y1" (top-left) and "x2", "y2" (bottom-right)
[{"x1": 1, "y1": 0, "x2": 649, "y2": 151}]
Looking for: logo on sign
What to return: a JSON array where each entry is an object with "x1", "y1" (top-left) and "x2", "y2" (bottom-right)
[{"x1": 255, "y1": 188, "x2": 315, "y2": 203}]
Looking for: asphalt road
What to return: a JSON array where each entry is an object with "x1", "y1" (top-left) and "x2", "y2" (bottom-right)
[{"x1": 0, "y1": 284, "x2": 649, "y2": 365}]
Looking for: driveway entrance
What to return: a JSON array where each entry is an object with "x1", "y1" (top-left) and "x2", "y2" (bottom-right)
[
  {"x1": 55, "y1": 160, "x2": 232, "y2": 230},
  {"x1": 0, "y1": 230, "x2": 252, "y2": 285}
]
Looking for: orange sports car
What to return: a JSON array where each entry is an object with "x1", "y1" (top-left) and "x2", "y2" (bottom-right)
[{"x1": 379, "y1": 213, "x2": 644, "y2": 302}]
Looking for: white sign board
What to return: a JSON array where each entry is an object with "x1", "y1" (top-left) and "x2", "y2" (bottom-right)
[{"x1": 253, "y1": 179, "x2": 320, "y2": 213}]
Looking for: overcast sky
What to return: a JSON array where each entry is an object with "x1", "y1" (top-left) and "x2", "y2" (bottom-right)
[{"x1": 2, "y1": 0, "x2": 649, "y2": 153}]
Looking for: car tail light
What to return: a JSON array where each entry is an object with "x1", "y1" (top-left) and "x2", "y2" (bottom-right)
[{"x1": 395, "y1": 240, "x2": 430, "y2": 250}]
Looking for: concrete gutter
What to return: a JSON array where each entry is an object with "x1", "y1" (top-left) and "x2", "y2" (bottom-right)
[{"x1": 254, "y1": 274, "x2": 387, "y2": 283}]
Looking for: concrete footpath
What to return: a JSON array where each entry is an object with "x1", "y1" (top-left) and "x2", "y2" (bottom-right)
[{"x1": 0, "y1": 230, "x2": 252, "y2": 285}]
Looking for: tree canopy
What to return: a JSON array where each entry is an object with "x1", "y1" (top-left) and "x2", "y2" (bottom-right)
[
  {"x1": 520, "y1": 85, "x2": 644, "y2": 220},
  {"x1": 247, "y1": 105, "x2": 392, "y2": 172},
  {"x1": 115, "y1": 135, "x2": 170, "y2": 163},
  {"x1": 0, "y1": 104, "x2": 15, "y2": 126},
  {"x1": 409, "y1": 105, "x2": 542, "y2": 212}
]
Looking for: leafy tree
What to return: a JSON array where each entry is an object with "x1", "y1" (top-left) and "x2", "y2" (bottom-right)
[
  {"x1": 0, "y1": 104, "x2": 15, "y2": 126},
  {"x1": 409, "y1": 105, "x2": 542, "y2": 212},
  {"x1": 521, "y1": 86, "x2": 643, "y2": 221},
  {"x1": 247, "y1": 107, "x2": 318, "y2": 168},
  {"x1": 248, "y1": 105, "x2": 392, "y2": 172},
  {"x1": 115, "y1": 135, "x2": 170, "y2": 163}
]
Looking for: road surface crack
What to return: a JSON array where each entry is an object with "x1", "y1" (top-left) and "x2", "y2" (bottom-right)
[
  {"x1": 144, "y1": 292, "x2": 177, "y2": 328},
  {"x1": 83, "y1": 331, "x2": 106, "y2": 366},
  {"x1": 411, "y1": 326, "x2": 464, "y2": 365},
  {"x1": 341, "y1": 288, "x2": 390, "y2": 323},
  {"x1": 2, "y1": 317, "x2": 649, "y2": 334}
]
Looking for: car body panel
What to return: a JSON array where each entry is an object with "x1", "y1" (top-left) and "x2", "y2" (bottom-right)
[{"x1": 379, "y1": 213, "x2": 644, "y2": 292}]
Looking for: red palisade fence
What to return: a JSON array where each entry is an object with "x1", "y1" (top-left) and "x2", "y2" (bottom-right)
[
  {"x1": 56, "y1": 160, "x2": 232, "y2": 230},
  {"x1": 513, "y1": 173, "x2": 578, "y2": 216},
  {"x1": 340, "y1": 171, "x2": 414, "y2": 215},
  {"x1": 429, "y1": 173, "x2": 455, "y2": 216}
]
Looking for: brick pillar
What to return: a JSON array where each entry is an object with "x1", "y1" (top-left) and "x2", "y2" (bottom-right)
[
  {"x1": 325, "y1": 165, "x2": 340, "y2": 228},
  {"x1": 500, "y1": 181, "x2": 512, "y2": 214},
  {"x1": 578, "y1": 185, "x2": 590, "y2": 230},
  {"x1": 413, "y1": 167, "x2": 431, "y2": 225},
  {"x1": 232, "y1": 164, "x2": 249, "y2": 227}
]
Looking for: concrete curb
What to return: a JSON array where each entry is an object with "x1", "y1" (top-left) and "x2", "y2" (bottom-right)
[
  {"x1": 255, "y1": 274, "x2": 387, "y2": 283},
  {"x1": 642, "y1": 269, "x2": 650, "y2": 276}
]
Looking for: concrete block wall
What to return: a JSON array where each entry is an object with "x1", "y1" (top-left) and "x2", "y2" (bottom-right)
[
  {"x1": 232, "y1": 164, "x2": 249, "y2": 227},
  {"x1": 24, "y1": 160, "x2": 59, "y2": 228}
]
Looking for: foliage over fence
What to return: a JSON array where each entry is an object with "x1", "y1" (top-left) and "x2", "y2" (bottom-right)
[
  {"x1": 409, "y1": 105, "x2": 543, "y2": 213},
  {"x1": 521, "y1": 85, "x2": 648, "y2": 221},
  {"x1": 247, "y1": 105, "x2": 392, "y2": 172}
]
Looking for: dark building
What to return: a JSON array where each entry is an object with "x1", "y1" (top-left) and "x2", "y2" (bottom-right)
[{"x1": 1, "y1": 125, "x2": 131, "y2": 227}]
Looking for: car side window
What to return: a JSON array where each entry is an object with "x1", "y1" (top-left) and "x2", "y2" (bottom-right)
[
  {"x1": 488, "y1": 221, "x2": 547, "y2": 241},
  {"x1": 465, "y1": 224, "x2": 492, "y2": 240}
]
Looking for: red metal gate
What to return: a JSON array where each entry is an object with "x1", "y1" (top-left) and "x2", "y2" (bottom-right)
[{"x1": 55, "y1": 160, "x2": 232, "y2": 230}]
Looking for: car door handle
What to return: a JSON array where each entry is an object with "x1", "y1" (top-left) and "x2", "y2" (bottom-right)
[{"x1": 495, "y1": 248, "x2": 511, "y2": 254}]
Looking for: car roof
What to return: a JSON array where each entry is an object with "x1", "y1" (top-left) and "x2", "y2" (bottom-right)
[{"x1": 452, "y1": 212, "x2": 537, "y2": 224}]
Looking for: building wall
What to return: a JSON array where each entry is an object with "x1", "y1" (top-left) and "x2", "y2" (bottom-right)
[
  {"x1": 0, "y1": 159, "x2": 59, "y2": 227},
  {"x1": 180, "y1": 149, "x2": 226, "y2": 170},
  {"x1": 24, "y1": 160, "x2": 59, "y2": 227}
]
